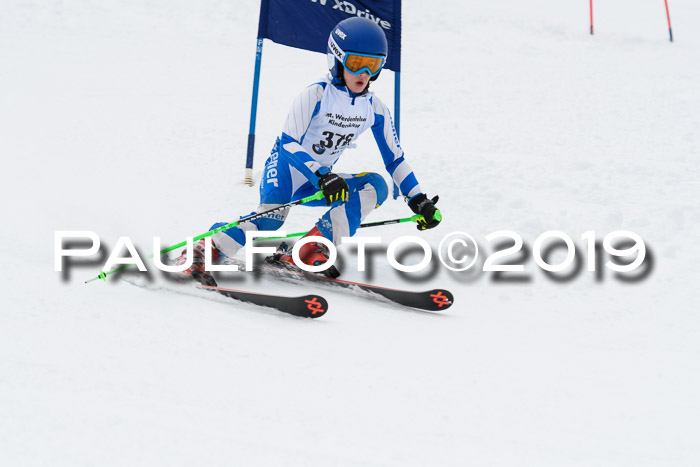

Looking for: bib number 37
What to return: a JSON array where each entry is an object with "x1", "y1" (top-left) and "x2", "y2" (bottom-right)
[{"x1": 313, "y1": 131, "x2": 354, "y2": 154}]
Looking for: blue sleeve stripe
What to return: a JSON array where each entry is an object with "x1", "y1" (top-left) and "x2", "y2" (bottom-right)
[
  {"x1": 371, "y1": 113, "x2": 398, "y2": 168},
  {"x1": 300, "y1": 101, "x2": 322, "y2": 144},
  {"x1": 279, "y1": 132, "x2": 320, "y2": 186},
  {"x1": 384, "y1": 155, "x2": 404, "y2": 177},
  {"x1": 399, "y1": 172, "x2": 419, "y2": 196}
]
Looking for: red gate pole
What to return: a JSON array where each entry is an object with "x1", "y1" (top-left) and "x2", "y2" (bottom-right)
[
  {"x1": 590, "y1": 0, "x2": 594, "y2": 35},
  {"x1": 664, "y1": 0, "x2": 674, "y2": 42}
]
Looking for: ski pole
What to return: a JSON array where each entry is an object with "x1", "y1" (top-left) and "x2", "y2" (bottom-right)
[
  {"x1": 85, "y1": 191, "x2": 325, "y2": 283},
  {"x1": 253, "y1": 214, "x2": 425, "y2": 241},
  {"x1": 664, "y1": 0, "x2": 673, "y2": 42}
]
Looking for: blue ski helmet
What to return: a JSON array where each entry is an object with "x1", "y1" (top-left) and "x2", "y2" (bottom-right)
[{"x1": 327, "y1": 17, "x2": 388, "y2": 83}]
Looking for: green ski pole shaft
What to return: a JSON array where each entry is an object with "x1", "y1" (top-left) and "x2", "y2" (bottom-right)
[
  {"x1": 253, "y1": 214, "x2": 425, "y2": 241},
  {"x1": 85, "y1": 191, "x2": 325, "y2": 283},
  {"x1": 360, "y1": 214, "x2": 423, "y2": 228}
]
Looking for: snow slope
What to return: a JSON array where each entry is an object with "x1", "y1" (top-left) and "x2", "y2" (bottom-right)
[{"x1": 2, "y1": 0, "x2": 699, "y2": 465}]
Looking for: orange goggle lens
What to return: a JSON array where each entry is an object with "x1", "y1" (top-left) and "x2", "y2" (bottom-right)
[{"x1": 343, "y1": 54, "x2": 385, "y2": 76}]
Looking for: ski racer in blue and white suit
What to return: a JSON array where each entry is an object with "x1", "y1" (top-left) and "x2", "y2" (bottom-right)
[
  {"x1": 211, "y1": 75, "x2": 429, "y2": 257},
  {"x1": 207, "y1": 17, "x2": 442, "y2": 268}
]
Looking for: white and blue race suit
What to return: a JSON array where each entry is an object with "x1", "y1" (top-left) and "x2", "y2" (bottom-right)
[{"x1": 211, "y1": 75, "x2": 423, "y2": 257}]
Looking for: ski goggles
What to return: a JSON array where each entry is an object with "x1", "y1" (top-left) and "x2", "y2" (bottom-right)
[
  {"x1": 343, "y1": 53, "x2": 385, "y2": 76},
  {"x1": 328, "y1": 35, "x2": 386, "y2": 76}
]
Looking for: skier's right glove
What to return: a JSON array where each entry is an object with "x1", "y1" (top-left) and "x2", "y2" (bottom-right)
[
  {"x1": 317, "y1": 171, "x2": 349, "y2": 205},
  {"x1": 409, "y1": 193, "x2": 442, "y2": 230}
]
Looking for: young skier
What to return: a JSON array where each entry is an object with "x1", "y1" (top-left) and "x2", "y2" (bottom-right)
[{"x1": 176, "y1": 16, "x2": 441, "y2": 284}]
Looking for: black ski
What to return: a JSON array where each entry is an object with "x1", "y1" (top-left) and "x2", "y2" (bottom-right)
[
  {"x1": 259, "y1": 258, "x2": 453, "y2": 312},
  {"x1": 198, "y1": 284, "x2": 329, "y2": 319}
]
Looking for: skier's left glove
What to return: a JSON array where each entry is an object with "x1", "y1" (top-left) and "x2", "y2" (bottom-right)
[
  {"x1": 409, "y1": 193, "x2": 442, "y2": 230},
  {"x1": 316, "y1": 171, "x2": 349, "y2": 205}
]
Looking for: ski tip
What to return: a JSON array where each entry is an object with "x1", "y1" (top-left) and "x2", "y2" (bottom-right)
[
  {"x1": 427, "y1": 289, "x2": 454, "y2": 311},
  {"x1": 302, "y1": 295, "x2": 329, "y2": 318}
]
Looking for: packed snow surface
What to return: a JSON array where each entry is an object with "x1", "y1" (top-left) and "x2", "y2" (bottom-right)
[{"x1": 2, "y1": 0, "x2": 699, "y2": 465}]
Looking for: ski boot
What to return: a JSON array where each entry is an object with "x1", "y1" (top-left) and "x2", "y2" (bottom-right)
[
  {"x1": 173, "y1": 238, "x2": 220, "y2": 287},
  {"x1": 268, "y1": 227, "x2": 340, "y2": 279}
]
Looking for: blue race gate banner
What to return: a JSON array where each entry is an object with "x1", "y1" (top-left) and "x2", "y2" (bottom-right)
[
  {"x1": 245, "y1": 0, "x2": 403, "y2": 185},
  {"x1": 257, "y1": 0, "x2": 402, "y2": 72}
]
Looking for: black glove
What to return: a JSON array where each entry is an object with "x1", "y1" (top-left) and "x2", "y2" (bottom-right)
[
  {"x1": 317, "y1": 171, "x2": 349, "y2": 205},
  {"x1": 408, "y1": 194, "x2": 442, "y2": 230}
]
